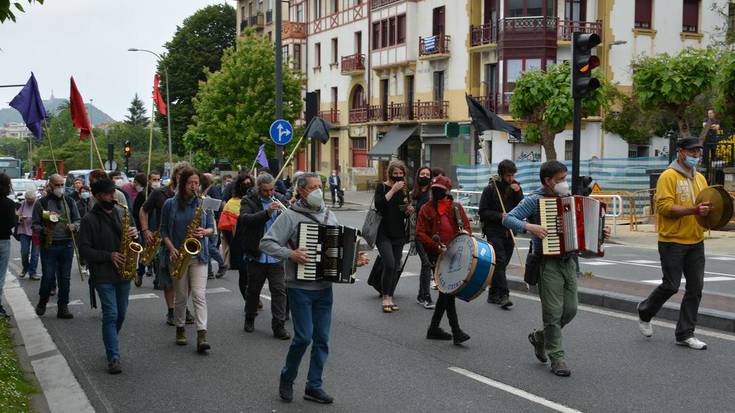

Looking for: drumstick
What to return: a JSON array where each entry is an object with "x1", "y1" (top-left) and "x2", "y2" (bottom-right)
[{"x1": 490, "y1": 176, "x2": 524, "y2": 271}]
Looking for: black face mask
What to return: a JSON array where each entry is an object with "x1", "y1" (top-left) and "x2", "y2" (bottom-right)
[
  {"x1": 98, "y1": 199, "x2": 115, "y2": 210},
  {"x1": 418, "y1": 176, "x2": 431, "y2": 187},
  {"x1": 391, "y1": 176, "x2": 404, "y2": 182},
  {"x1": 431, "y1": 188, "x2": 447, "y2": 200}
]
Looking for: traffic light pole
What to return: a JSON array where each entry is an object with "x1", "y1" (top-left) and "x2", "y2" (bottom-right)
[
  {"x1": 275, "y1": 0, "x2": 284, "y2": 172},
  {"x1": 572, "y1": 97, "x2": 582, "y2": 195}
]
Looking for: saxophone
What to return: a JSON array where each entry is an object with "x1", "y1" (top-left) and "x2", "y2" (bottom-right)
[
  {"x1": 140, "y1": 230, "x2": 161, "y2": 266},
  {"x1": 169, "y1": 197, "x2": 203, "y2": 280},
  {"x1": 117, "y1": 202, "x2": 144, "y2": 280}
]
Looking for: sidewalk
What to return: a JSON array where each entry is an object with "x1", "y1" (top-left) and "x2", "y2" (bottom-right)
[{"x1": 608, "y1": 224, "x2": 735, "y2": 256}]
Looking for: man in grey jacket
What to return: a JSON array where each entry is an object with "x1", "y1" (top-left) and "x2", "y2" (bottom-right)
[{"x1": 260, "y1": 172, "x2": 367, "y2": 405}]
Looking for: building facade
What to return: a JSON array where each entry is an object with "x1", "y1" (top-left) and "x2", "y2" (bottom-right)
[
  {"x1": 0, "y1": 122, "x2": 32, "y2": 140},
  {"x1": 235, "y1": 0, "x2": 729, "y2": 188}
]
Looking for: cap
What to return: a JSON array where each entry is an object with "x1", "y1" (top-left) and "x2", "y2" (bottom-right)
[
  {"x1": 431, "y1": 175, "x2": 453, "y2": 190},
  {"x1": 91, "y1": 179, "x2": 116, "y2": 195},
  {"x1": 676, "y1": 137, "x2": 703, "y2": 150}
]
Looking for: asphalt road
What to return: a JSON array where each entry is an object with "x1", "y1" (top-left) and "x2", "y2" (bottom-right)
[{"x1": 8, "y1": 209, "x2": 735, "y2": 413}]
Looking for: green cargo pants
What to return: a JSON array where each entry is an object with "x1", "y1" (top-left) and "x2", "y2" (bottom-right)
[{"x1": 532, "y1": 256, "x2": 578, "y2": 362}]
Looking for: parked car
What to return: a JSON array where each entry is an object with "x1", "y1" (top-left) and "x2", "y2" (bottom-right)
[
  {"x1": 64, "y1": 169, "x2": 129, "y2": 190},
  {"x1": 10, "y1": 178, "x2": 46, "y2": 206}
]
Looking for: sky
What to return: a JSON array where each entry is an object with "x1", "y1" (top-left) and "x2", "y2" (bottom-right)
[{"x1": 0, "y1": 0, "x2": 230, "y2": 121}]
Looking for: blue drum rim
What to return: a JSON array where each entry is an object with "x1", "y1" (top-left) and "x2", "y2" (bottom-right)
[
  {"x1": 434, "y1": 235, "x2": 495, "y2": 299},
  {"x1": 458, "y1": 240, "x2": 496, "y2": 302}
]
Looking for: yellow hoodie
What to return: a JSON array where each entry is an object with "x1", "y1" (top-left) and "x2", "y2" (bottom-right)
[{"x1": 655, "y1": 160, "x2": 708, "y2": 244}]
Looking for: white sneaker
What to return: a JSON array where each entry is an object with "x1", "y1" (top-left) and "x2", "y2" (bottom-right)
[
  {"x1": 676, "y1": 337, "x2": 707, "y2": 350},
  {"x1": 638, "y1": 320, "x2": 653, "y2": 338}
]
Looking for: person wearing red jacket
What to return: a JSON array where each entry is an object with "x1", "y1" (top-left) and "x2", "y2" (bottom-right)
[{"x1": 415, "y1": 175, "x2": 471, "y2": 345}]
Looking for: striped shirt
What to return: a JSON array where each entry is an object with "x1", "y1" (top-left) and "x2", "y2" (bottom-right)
[{"x1": 502, "y1": 187, "x2": 546, "y2": 254}]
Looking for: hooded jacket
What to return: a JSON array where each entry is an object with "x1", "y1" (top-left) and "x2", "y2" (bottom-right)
[
  {"x1": 655, "y1": 160, "x2": 708, "y2": 244},
  {"x1": 78, "y1": 204, "x2": 128, "y2": 285}
]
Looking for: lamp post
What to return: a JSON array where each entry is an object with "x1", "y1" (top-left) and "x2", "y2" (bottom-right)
[
  {"x1": 275, "y1": 1, "x2": 284, "y2": 171},
  {"x1": 127, "y1": 48, "x2": 173, "y2": 165}
]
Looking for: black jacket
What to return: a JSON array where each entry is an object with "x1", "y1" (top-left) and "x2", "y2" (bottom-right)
[
  {"x1": 237, "y1": 191, "x2": 288, "y2": 259},
  {"x1": 78, "y1": 204, "x2": 128, "y2": 285},
  {"x1": 479, "y1": 178, "x2": 524, "y2": 237},
  {"x1": 0, "y1": 197, "x2": 17, "y2": 240}
]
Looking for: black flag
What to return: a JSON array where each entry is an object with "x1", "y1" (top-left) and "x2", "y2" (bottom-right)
[
  {"x1": 304, "y1": 116, "x2": 333, "y2": 144},
  {"x1": 465, "y1": 94, "x2": 522, "y2": 141}
]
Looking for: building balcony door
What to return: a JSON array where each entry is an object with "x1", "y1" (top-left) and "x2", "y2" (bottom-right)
[
  {"x1": 565, "y1": 0, "x2": 587, "y2": 21},
  {"x1": 332, "y1": 137, "x2": 340, "y2": 172}
]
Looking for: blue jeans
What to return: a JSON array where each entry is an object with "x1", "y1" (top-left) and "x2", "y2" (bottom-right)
[
  {"x1": 95, "y1": 282, "x2": 132, "y2": 362},
  {"x1": 281, "y1": 287, "x2": 333, "y2": 390},
  {"x1": 0, "y1": 239, "x2": 9, "y2": 307},
  {"x1": 19, "y1": 234, "x2": 39, "y2": 275},
  {"x1": 39, "y1": 241, "x2": 73, "y2": 306}
]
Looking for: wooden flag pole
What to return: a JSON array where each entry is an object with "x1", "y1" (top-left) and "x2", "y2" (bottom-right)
[
  {"x1": 275, "y1": 134, "x2": 305, "y2": 182},
  {"x1": 489, "y1": 174, "x2": 524, "y2": 270}
]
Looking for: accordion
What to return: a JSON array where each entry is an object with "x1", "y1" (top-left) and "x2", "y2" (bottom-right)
[
  {"x1": 539, "y1": 195, "x2": 606, "y2": 257},
  {"x1": 296, "y1": 222, "x2": 360, "y2": 283}
]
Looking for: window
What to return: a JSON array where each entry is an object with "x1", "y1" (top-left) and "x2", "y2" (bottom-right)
[
  {"x1": 683, "y1": 0, "x2": 699, "y2": 32},
  {"x1": 294, "y1": 44, "x2": 302, "y2": 69},
  {"x1": 381, "y1": 19, "x2": 388, "y2": 48},
  {"x1": 352, "y1": 137, "x2": 368, "y2": 168},
  {"x1": 432, "y1": 6, "x2": 445, "y2": 35},
  {"x1": 505, "y1": 58, "x2": 545, "y2": 92},
  {"x1": 315, "y1": 0, "x2": 322, "y2": 19},
  {"x1": 527, "y1": 0, "x2": 542, "y2": 16},
  {"x1": 565, "y1": 140, "x2": 573, "y2": 160},
  {"x1": 315, "y1": 43, "x2": 321, "y2": 68},
  {"x1": 397, "y1": 15, "x2": 406, "y2": 44},
  {"x1": 565, "y1": 0, "x2": 586, "y2": 21},
  {"x1": 282, "y1": 45, "x2": 289, "y2": 62},
  {"x1": 258, "y1": 0, "x2": 263, "y2": 13},
  {"x1": 508, "y1": 0, "x2": 524, "y2": 17},
  {"x1": 296, "y1": 3, "x2": 304, "y2": 22},
  {"x1": 333, "y1": 0, "x2": 339, "y2": 13},
  {"x1": 388, "y1": 17, "x2": 397, "y2": 46},
  {"x1": 507, "y1": 0, "x2": 551, "y2": 17},
  {"x1": 332, "y1": 137, "x2": 340, "y2": 172},
  {"x1": 433, "y1": 71, "x2": 445, "y2": 102},
  {"x1": 331, "y1": 87, "x2": 338, "y2": 109},
  {"x1": 634, "y1": 0, "x2": 652, "y2": 29},
  {"x1": 372, "y1": 22, "x2": 381, "y2": 50},
  {"x1": 355, "y1": 31, "x2": 362, "y2": 53},
  {"x1": 331, "y1": 38, "x2": 338, "y2": 64}
]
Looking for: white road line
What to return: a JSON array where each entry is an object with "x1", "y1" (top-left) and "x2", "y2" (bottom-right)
[
  {"x1": 448, "y1": 367, "x2": 583, "y2": 413},
  {"x1": 46, "y1": 299, "x2": 84, "y2": 309},
  {"x1": 129, "y1": 293, "x2": 158, "y2": 300},
  {"x1": 580, "y1": 261, "x2": 616, "y2": 266},
  {"x1": 205, "y1": 287, "x2": 231, "y2": 294},
  {"x1": 260, "y1": 294, "x2": 272, "y2": 301},
  {"x1": 628, "y1": 260, "x2": 659, "y2": 264},
  {"x1": 598, "y1": 259, "x2": 735, "y2": 278},
  {"x1": 711, "y1": 257, "x2": 735, "y2": 261},
  {"x1": 510, "y1": 292, "x2": 735, "y2": 343},
  {"x1": 641, "y1": 276, "x2": 735, "y2": 284}
]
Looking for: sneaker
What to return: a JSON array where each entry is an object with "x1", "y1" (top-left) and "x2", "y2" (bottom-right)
[
  {"x1": 29, "y1": 273, "x2": 41, "y2": 281},
  {"x1": 185, "y1": 309, "x2": 195, "y2": 324},
  {"x1": 487, "y1": 295, "x2": 502, "y2": 304},
  {"x1": 166, "y1": 312, "x2": 175, "y2": 326},
  {"x1": 207, "y1": 272, "x2": 215, "y2": 280},
  {"x1": 0, "y1": 305, "x2": 9, "y2": 319},
  {"x1": 304, "y1": 388, "x2": 334, "y2": 404},
  {"x1": 244, "y1": 319, "x2": 255, "y2": 333},
  {"x1": 423, "y1": 300, "x2": 436, "y2": 310},
  {"x1": 676, "y1": 337, "x2": 707, "y2": 350},
  {"x1": 215, "y1": 265, "x2": 228, "y2": 279},
  {"x1": 637, "y1": 303, "x2": 653, "y2": 337},
  {"x1": 107, "y1": 359, "x2": 122, "y2": 375},
  {"x1": 528, "y1": 331, "x2": 547, "y2": 363},
  {"x1": 550, "y1": 359, "x2": 571, "y2": 377},
  {"x1": 81, "y1": 268, "x2": 90, "y2": 278},
  {"x1": 279, "y1": 374, "x2": 293, "y2": 402},
  {"x1": 145, "y1": 269, "x2": 153, "y2": 277},
  {"x1": 416, "y1": 297, "x2": 427, "y2": 306},
  {"x1": 19, "y1": 270, "x2": 27, "y2": 279},
  {"x1": 499, "y1": 295, "x2": 513, "y2": 310},
  {"x1": 430, "y1": 280, "x2": 438, "y2": 290},
  {"x1": 452, "y1": 330, "x2": 471, "y2": 345},
  {"x1": 426, "y1": 326, "x2": 453, "y2": 340}
]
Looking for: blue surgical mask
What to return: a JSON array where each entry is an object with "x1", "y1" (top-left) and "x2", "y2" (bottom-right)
[
  {"x1": 684, "y1": 155, "x2": 700, "y2": 168},
  {"x1": 81, "y1": 192, "x2": 90, "y2": 200}
]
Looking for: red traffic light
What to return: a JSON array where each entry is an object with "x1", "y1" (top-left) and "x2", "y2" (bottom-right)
[{"x1": 579, "y1": 56, "x2": 600, "y2": 73}]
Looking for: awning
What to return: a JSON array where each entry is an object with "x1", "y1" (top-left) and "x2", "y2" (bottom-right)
[{"x1": 367, "y1": 125, "x2": 417, "y2": 160}]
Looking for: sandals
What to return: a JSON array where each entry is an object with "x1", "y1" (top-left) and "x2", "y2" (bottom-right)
[
  {"x1": 390, "y1": 304, "x2": 400, "y2": 312},
  {"x1": 382, "y1": 304, "x2": 393, "y2": 313}
]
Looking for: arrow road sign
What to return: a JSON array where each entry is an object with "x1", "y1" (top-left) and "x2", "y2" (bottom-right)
[{"x1": 269, "y1": 119, "x2": 294, "y2": 145}]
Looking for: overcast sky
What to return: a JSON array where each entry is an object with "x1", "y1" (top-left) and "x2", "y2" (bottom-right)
[{"x1": 0, "y1": 0, "x2": 230, "y2": 121}]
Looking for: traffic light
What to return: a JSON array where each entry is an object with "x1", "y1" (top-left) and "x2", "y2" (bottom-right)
[
  {"x1": 571, "y1": 32, "x2": 601, "y2": 99},
  {"x1": 123, "y1": 141, "x2": 131, "y2": 159}
]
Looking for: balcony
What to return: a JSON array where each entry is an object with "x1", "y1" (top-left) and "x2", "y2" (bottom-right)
[
  {"x1": 413, "y1": 100, "x2": 448, "y2": 120},
  {"x1": 470, "y1": 23, "x2": 498, "y2": 47},
  {"x1": 468, "y1": 94, "x2": 497, "y2": 114},
  {"x1": 319, "y1": 108, "x2": 340, "y2": 124},
  {"x1": 371, "y1": 0, "x2": 401, "y2": 10},
  {"x1": 282, "y1": 21, "x2": 307, "y2": 40},
  {"x1": 266, "y1": 9, "x2": 273, "y2": 24},
  {"x1": 341, "y1": 53, "x2": 365, "y2": 75},
  {"x1": 365, "y1": 101, "x2": 449, "y2": 122},
  {"x1": 349, "y1": 107, "x2": 369, "y2": 123},
  {"x1": 419, "y1": 34, "x2": 451, "y2": 60},
  {"x1": 248, "y1": 13, "x2": 264, "y2": 29},
  {"x1": 239, "y1": 19, "x2": 248, "y2": 31},
  {"x1": 557, "y1": 20, "x2": 602, "y2": 41}
]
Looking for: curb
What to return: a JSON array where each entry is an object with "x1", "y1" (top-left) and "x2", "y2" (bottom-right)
[
  {"x1": 4, "y1": 263, "x2": 95, "y2": 413},
  {"x1": 506, "y1": 276, "x2": 735, "y2": 334}
]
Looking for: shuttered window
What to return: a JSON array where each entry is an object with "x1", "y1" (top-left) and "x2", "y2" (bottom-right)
[{"x1": 634, "y1": 0, "x2": 652, "y2": 29}]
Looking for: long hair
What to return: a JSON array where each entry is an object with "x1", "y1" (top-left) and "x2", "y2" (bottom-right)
[
  {"x1": 231, "y1": 173, "x2": 253, "y2": 199},
  {"x1": 176, "y1": 167, "x2": 199, "y2": 209},
  {"x1": 0, "y1": 173, "x2": 11, "y2": 197},
  {"x1": 411, "y1": 166, "x2": 431, "y2": 199}
]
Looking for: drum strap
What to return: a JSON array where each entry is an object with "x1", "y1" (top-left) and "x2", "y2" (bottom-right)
[{"x1": 452, "y1": 203, "x2": 464, "y2": 232}]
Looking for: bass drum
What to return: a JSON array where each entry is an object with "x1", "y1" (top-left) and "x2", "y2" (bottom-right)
[{"x1": 433, "y1": 234, "x2": 496, "y2": 302}]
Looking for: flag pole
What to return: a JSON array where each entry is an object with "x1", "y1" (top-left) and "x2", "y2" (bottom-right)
[
  {"x1": 89, "y1": 131, "x2": 106, "y2": 170},
  {"x1": 43, "y1": 120, "x2": 86, "y2": 282},
  {"x1": 275, "y1": 135, "x2": 305, "y2": 182},
  {"x1": 145, "y1": 99, "x2": 155, "y2": 201}
]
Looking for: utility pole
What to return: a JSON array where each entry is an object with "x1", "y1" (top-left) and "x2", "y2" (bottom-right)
[
  {"x1": 275, "y1": 0, "x2": 284, "y2": 171},
  {"x1": 571, "y1": 32, "x2": 601, "y2": 194}
]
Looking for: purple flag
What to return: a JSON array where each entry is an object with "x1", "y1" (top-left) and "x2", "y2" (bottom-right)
[
  {"x1": 256, "y1": 144, "x2": 269, "y2": 169},
  {"x1": 9, "y1": 73, "x2": 47, "y2": 140}
]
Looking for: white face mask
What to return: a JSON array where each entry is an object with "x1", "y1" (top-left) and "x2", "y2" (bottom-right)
[
  {"x1": 553, "y1": 181, "x2": 570, "y2": 196},
  {"x1": 114, "y1": 179, "x2": 124, "y2": 188},
  {"x1": 306, "y1": 188, "x2": 324, "y2": 210},
  {"x1": 53, "y1": 187, "x2": 65, "y2": 198},
  {"x1": 151, "y1": 181, "x2": 161, "y2": 189},
  {"x1": 135, "y1": 184, "x2": 144, "y2": 193}
]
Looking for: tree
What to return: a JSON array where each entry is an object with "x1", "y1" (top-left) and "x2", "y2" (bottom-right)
[
  {"x1": 186, "y1": 31, "x2": 303, "y2": 167},
  {"x1": 124, "y1": 94, "x2": 149, "y2": 127},
  {"x1": 715, "y1": 49, "x2": 735, "y2": 132},
  {"x1": 509, "y1": 62, "x2": 609, "y2": 160},
  {"x1": 0, "y1": 137, "x2": 28, "y2": 159},
  {"x1": 631, "y1": 48, "x2": 716, "y2": 139},
  {"x1": 0, "y1": 0, "x2": 43, "y2": 23},
  {"x1": 156, "y1": 4, "x2": 236, "y2": 155}
]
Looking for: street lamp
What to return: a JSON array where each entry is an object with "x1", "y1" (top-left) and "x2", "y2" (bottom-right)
[{"x1": 127, "y1": 47, "x2": 173, "y2": 165}]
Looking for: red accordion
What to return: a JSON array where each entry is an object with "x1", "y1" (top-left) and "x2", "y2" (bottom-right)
[{"x1": 539, "y1": 195, "x2": 606, "y2": 257}]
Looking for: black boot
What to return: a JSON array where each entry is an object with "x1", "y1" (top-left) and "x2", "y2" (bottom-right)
[
  {"x1": 426, "y1": 326, "x2": 452, "y2": 340},
  {"x1": 273, "y1": 321, "x2": 291, "y2": 340},
  {"x1": 35, "y1": 297, "x2": 48, "y2": 316},
  {"x1": 452, "y1": 329, "x2": 470, "y2": 345},
  {"x1": 244, "y1": 318, "x2": 255, "y2": 333},
  {"x1": 57, "y1": 305, "x2": 74, "y2": 319}
]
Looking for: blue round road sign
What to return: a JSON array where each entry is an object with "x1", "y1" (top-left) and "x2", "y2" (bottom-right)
[{"x1": 269, "y1": 119, "x2": 294, "y2": 145}]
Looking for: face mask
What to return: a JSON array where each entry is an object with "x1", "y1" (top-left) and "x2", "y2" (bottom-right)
[
  {"x1": 306, "y1": 188, "x2": 324, "y2": 210},
  {"x1": 81, "y1": 192, "x2": 90, "y2": 200},
  {"x1": 114, "y1": 179, "x2": 124, "y2": 188},
  {"x1": 135, "y1": 185, "x2": 144, "y2": 193},
  {"x1": 98, "y1": 199, "x2": 115, "y2": 210},
  {"x1": 151, "y1": 181, "x2": 161, "y2": 189},
  {"x1": 53, "y1": 187, "x2": 64, "y2": 198},
  {"x1": 391, "y1": 176, "x2": 404, "y2": 182},
  {"x1": 418, "y1": 176, "x2": 431, "y2": 187},
  {"x1": 431, "y1": 187, "x2": 447, "y2": 200},
  {"x1": 684, "y1": 155, "x2": 700, "y2": 168},
  {"x1": 553, "y1": 181, "x2": 570, "y2": 196}
]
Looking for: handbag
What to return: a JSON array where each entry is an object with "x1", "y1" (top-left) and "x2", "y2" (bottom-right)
[
  {"x1": 524, "y1": 240, "x2": 541, "y2": 286},
  {"x1": 361, "y1": 187, "x2": 384, "y2": 248}
]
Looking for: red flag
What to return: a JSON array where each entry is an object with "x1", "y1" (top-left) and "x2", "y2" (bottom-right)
[
  {"x1": 69, "y1": 77, "x2": 92, "y2": 139},
  {"x1": 153, "y1": 73, "x2": 167, "y2": 116}
]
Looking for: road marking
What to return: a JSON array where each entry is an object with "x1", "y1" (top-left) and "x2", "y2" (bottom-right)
[
  {"x1": 129, "y1": 293, "x2": 158, "y2": 300},
  {"x1": 597, "y1": 259, "x2": 735, "y2": 278},
  {"x1": 628, "y1": 260, "x2": 659, "y2": 264},
  {"x1": 510, "y1": 292, "x2": 735, "y2": 342},
  {"x1": 401, "y1": 272, "x2": 419, "y2": 278},
  {"x1": 580, "y1": 261, "x2": 616, "y2": 266},
  {"x1": 46, "y1": 299, "x2": 84, "y2": 309},
  {"x1": 260, "y1": 294, "x2": 271, "y2": 301},
  {"x1": 12, "y1": 257, "x2": 20, "y2": 261},
  {"x1": 711, "y1": 257, "x2": 735, "y2": 261},
  {"x1": 449, "y1": 367, "x2": 583, "y2": 413},
  {"x1": 641, "y1": 276, "x2": 735, "y2": 284},
  {"x1": 205, "y1": 287, "x2": 231, "y2": 294}
]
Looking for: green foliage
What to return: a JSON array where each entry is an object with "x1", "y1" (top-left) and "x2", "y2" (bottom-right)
[
  {"x1": 124, "y1": 94, "x2": 149, "y2": 127},
  {"x1": 0, "y1": 137, "x2": 29, "y2": 160},
  {"x1": 0, "y1": 320, "x2": 37, "y2": 411},
  {"x1": 632, "y1": 48, "x2": 717, "y2": 136},
  {"x1": 510, "y1": 62, "x2": 609, "y2": 160},
  {"x1": 186, "y1": 31, "x2": 303, "y2": 167},
  {"x1": 603, "y1": 90, "x2": 663, "y2": 145},
  {"x1": 156, "y1": 3, "x2": 236, "y2": 156},
  {"x1": 715, "y1": 50, "x2": 735, "y2": 131},
  {"x1": 0, "y1": 0, "x2": 43, "y2": 23}
]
